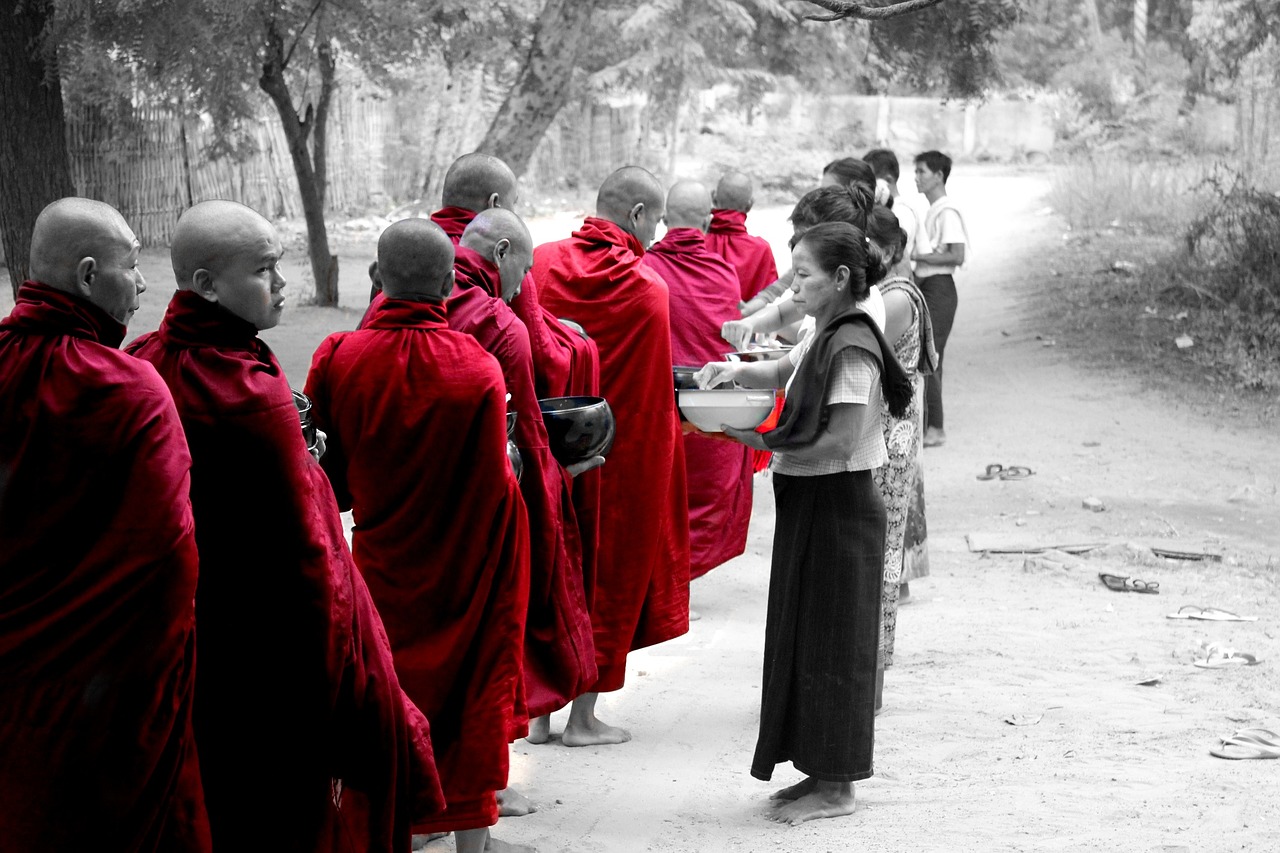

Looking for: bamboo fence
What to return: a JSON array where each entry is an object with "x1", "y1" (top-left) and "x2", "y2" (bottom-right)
[{"x1": 63, "y1": 78, "x2": 645, "y2": 246}]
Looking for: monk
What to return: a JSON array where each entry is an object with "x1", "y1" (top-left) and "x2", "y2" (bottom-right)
[
  {"x1": 423, "y1": 153, "x2": 605, "y2": 748},
  {"x1": 705, "y1": 170, "x2": 779, "y2": 303},
  {"x1": 0, "y1": 198, "x2": 211, "y2": 851},
  {"x1": 127, "y1": 200, "x2": 442, "y2": 852},
  {"x1": 453, "y1": 210, "x2": 601, "y2": 746},
  {"x1": 306, "y1": 219, "x2": 533, "y2": 853},
  {"x1": 534, "y1": 166, "x2": 692, "y2": 745},
  {"x1": 644, "y1": 181, "x2": 754, "y2": 580}
]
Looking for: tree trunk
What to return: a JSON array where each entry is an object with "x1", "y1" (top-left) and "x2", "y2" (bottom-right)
[
  {"x1": 0, "y1": 0, "x2": 76, "y2": 298},
  {"x1": 258, "y1": 25, "x2": 339, "y2": 307},
  {"x1": 1081, "y1": 0, "x2": 1102, "y2": 45},
  {"x1": 477, "y1": 0, "x2": 597, "y2": 176}
]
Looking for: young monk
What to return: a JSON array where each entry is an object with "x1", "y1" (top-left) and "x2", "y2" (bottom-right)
[
  {"x1": 705, "y1": 170, "x2": 779, "y2": 303},
  {"x1": 642, "y1": 180, "x2": 754, "y2": 580},
  {"x1": 0, "y1": 198, "x2": 211, "y2": 852},
  {"x1": 306, "y1": 219, "x2": 533, "y2": 853},
  {"x1": 534, "y1": 165, "x2": 692, "y2": 745},
  {"x1": 127, "y1": 200, "x2": 442, "y2": 852},
  {"x1": 423, "y1": 153, "x2": 604, "y2": 749},
  {"x1": 449, "y1": 208, "x2": 602, "y2": 810}
]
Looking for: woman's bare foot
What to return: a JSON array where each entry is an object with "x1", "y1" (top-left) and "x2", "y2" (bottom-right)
[
  {"x1": 562, "y1": 692, "x2": 632, "y2": 747},
  {"x1": 524, "y1": 714, "x2": 551, "y2": 745},
  {"x1": 497, "y1": 785, "x2": 537, "y2": 817},
  {"x1": 767, "y1": 781, "x2": 855, "y2": 826},
  {"x1": 769, "y1": 776, "x2": 818, "y2": 801},
  {"x1": 455, "y1": 828, "x2": 537, "y2": 853}
]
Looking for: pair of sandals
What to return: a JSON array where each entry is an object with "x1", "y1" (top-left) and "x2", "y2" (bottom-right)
[
  {"x1": 977, "y1": 463, "x2": 1034, "y2": 481},
  {"x1": 1211, "y1": 727, "x2": 1280, "y2": 760}
]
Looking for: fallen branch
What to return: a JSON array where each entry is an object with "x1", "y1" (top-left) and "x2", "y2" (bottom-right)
[{"x1": 801, "y1": 0, "x2": 948, "y2": 22}]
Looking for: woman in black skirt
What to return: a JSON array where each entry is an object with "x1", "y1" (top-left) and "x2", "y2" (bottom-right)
[{"x1": 696, "y1": 222, "x2": 910, "y2": 825}]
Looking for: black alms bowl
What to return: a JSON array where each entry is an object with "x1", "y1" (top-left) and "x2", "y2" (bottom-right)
[{"x1": 539, "y1": 396, "x2": 616, "y2": 466}]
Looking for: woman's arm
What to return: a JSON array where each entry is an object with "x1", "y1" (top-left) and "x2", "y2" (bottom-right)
[
  {"x1": 695, "y1": 349, "x2": 795, "y2": 390},
  {"x1": 881, "y1": 288, "x2": 915, "y2": 343},
  {"x1": 740, "y1": 269, "x2": 795, "y2": 317},
  {"x1": 771, "y1": 403, "x2": 865, "y2": 461}
]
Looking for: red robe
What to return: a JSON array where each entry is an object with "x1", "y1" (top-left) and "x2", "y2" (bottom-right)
[
  {"x1": 306, "y1": 297, "x2": 530, "y2": 834},
  {"x1": 644, "y1": 228, "x2": 755, "y2": 579},
  {"x1": 128, "y1": 291, "x2": 442, "y2": 852},
  {"x1": 431, "y1": 207, "x2": 604, "y2": 605},
  {"x1": 704, "y1": 209, "x2": 779, "y2": 302},
  {"x1": 534, "y1": 217, "x2": 691, "y2": 693},
  {"x1": 449, "y1": 246, "x2": 597, "y2": 717},
  {"x1": 0, "y1": 283, "x2": 211, "y2": 852}
]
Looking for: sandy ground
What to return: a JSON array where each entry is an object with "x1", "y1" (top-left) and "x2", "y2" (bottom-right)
[{"x1": 6, "y1": 166, "x2": 1277, "y2": 851}]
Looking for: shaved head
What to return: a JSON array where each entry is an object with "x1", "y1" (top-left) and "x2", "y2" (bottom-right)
[
  {"x1": 171, "y1": 200, "x2": 287, "y2": 330},
  {"x1": 441, "y1": 153, "x2": 519, "y2": 213},
  {"x1": 29, "y1": 198, "x2": 135, "y2": 290},
  {"x1": 377, "y1": 219, "x2": 455, "y2": 302},
  {"x1": 461, "y1": 208, "x2": 533, "y2": 303},
  {"x1": 663, "y1": 180, "x2": 712, "y2": 232},
  {"x1": 712, "y1": 171, "x2": 754, "y2": 212},
  {"x1": 171, "y1": 200, "x2": 273, "y2": 286},
  {"x1": 596, "y1": 166, "x2": 665, "y2": 248}
]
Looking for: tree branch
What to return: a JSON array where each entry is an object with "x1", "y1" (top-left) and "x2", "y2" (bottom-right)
[
  {"x1": 799, "y1": 0, "x2": 947, "y2": 22},
  {"x1": 283, "y1": 0, "x2": 327, "y2": 69}
]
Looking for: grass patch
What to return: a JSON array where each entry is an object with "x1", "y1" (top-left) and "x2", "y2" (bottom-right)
[{"x1": 1035, "y1": 156, "x2": 1280, "y2": 422}]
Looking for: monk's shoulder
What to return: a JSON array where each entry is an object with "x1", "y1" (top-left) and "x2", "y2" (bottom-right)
[{"x1": 81, "y1": 342, "x2": 182, "y2": 432}]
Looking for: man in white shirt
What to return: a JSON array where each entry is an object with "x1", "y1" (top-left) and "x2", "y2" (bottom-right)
[{"x1": 911, "y1": 150, "x2": 968, "y2": 448}]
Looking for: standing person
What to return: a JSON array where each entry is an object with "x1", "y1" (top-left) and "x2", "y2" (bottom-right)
[
  {"x1": 705, "y1": 170, "x2": 779, "y2": 303},
  {"x1": 450, "y1": 208, "x2": 602, "y2": 758},
  {"x1": 721, "y1": 184, "x2": 884, "y2": 352},
  {"x1": 306, "y1": 219, "x2": 532, "y2": 853},
  {"x1": 423, "y1": 155, "x2": 605, "y2": 732},
  {"x1": 643, "y1": 180, "x2": 754, "y2": 580},
  {"x1": 912, "y1": 150, "x2": 969, "y2": 448},
  {"x1": 696, "y1": 221, "x2": 911, "y2": 826},
  {"x1": 738, "y1": 160, "x2": 882, "y2": 326},
  {"x1": 862, "y1": 148, "x2": 920, "y2": 279},
  {"x1": 0, "y1": 198, "x2": 211, "y2": 852},
  {"x1": 128, "y1": 200, "x2": 443, "y2": 852},
  {"x1": 864, "y1": 207, "x2": 937, "y2": 710},
  {"x1": 534, "y1": 165, "x2": 692, "y2": 746}
]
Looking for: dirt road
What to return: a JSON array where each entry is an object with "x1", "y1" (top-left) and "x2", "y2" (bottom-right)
[
  {"x1": 482, "y1": 169, "x2": 1280, "y2": 853},
  {"x1": 5, "y1": 167, "x2": 1274, "y2": 852}
]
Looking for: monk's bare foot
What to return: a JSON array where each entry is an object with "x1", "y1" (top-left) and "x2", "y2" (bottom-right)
[
  {"x1": 562, "y1": 692, "x2": 631, "y2": 747},
  {"x1": 562, "y1": 717, "x2": 631, "y2": 747},
  {"x1": 524, "y1": 714, "x2": 551, "y2": 745},
  {"x1": 497, "y1": 785, "x2": 537, "y2": 817},
  {"x1": 565, "y1": 691, "x2": 634, "y2": 742},
  {"x1": 411, "y1": 832, "x2": 447, "y2": 850},
  {"x1": 484, "y1": 836, "x2": 537, "y2": 853},
  {"x1": 769, "y1": 776, "x2": 818, "y2": 801},
  {"x1": 767, "y1": 781, "x2": 855, "y2": 826}
]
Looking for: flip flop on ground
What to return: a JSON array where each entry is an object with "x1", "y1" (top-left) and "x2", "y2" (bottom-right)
[
  {"x1": 1228, "y1": 728, "x2": 1280, "y2": 749},
  {"x1": 1166, "y1": 605, "x2": 1258, "y2": 622},
  {"x1": 1210, "y1": 738, "x2": 1280, "y2": 760},
  {"x1": 1099, "y1": 572, "x2": 1160, "y2": 594},
  {"x1": 1192, "y1": 644, "x2": 1262, "y2": 668}
]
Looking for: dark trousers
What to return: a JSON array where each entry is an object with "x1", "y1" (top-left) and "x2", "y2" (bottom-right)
[{"x1": 916, "y1": 274, "x2": 957, "y2": 431}]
